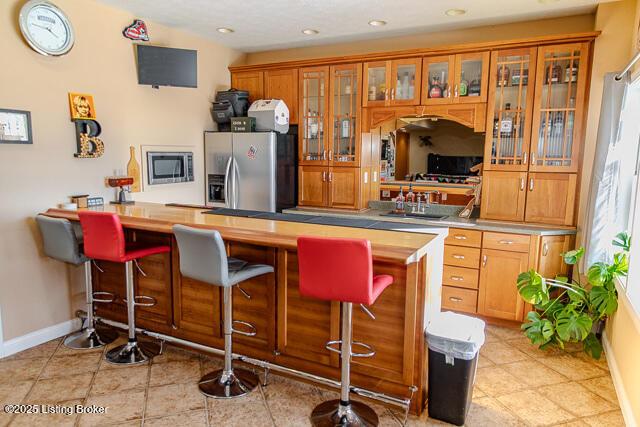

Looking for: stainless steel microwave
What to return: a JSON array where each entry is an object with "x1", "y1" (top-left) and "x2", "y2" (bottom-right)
[{"x1": 146, "y1": 151, "x2": 194, "y2": 185}]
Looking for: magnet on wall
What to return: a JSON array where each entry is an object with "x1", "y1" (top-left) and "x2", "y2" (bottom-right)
[{"x1": 123, "y1": 19, "x2": 149, "y2": 41}]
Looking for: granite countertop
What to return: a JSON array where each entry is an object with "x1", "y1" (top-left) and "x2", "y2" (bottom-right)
[{"x1": 283, "y1": 204, "x2": 577, "y2": 236}]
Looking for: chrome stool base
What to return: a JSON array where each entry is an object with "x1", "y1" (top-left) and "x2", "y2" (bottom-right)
[
  {"x1": 310, "y1": 400, "x2": 379, "y2": 427},
  {"x1": 105, "y1": 340, "x2": 160, "y2": 365},
  {"x1": 63, "y1": 325, "x2": 118, "y2": 350},
  {"x1": 199, "y1": 368, "x2": 259, "y2": 399}
]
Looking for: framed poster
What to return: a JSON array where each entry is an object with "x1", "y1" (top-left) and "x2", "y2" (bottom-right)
[
  {"x1": 0, "y1": 109, "x2": 32, "y2": 144},
  {"x1": 68, "y1": 93, "x2": 97, "y2": 120}
]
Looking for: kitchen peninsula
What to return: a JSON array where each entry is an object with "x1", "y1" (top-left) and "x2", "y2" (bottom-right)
[{"x1": 43, "y1": 202, "x2": 446, "y2": 415}]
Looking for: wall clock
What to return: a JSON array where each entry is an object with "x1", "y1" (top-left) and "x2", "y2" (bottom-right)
[{"x1": 19, "y1": 0, "x2": 75, "y2": 56}]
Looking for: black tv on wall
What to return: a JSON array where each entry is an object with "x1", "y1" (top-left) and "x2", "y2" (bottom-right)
[{"x1": 136, "y1": 45, "x2": 197, "y2": 88}]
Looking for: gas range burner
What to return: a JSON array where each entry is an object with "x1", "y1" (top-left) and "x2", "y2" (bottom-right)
[{"x1": 414, "y1": 173, "x2": 474, "y2": 184}]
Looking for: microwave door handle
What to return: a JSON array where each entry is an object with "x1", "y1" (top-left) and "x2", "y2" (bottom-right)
[{"x1": 224, "y1": 156, "x2": 233, "y2": 208}]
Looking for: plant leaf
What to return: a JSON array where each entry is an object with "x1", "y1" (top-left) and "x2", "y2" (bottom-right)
[
  {"x1": 517, "y1": 270, "x2": 548, "y2": 304},
  {"x1": 563, "y1": 247, "x2": 585, "y2": 265},
  {"x1": 521, "y1": 311, "x2": 554, "y2": 346},
  {"x1": 536, "y1": 298, "x2": 565, "y2": 320},
  {"x1": 590, "y1": 285, "x2": 618, "y2": 318},
  {"x1": 583, "y1": 332, "x2": 603, "y2": 360},
  {"x1": 611, "y1": 252, "x2": 629, "y2": 278},
  {"x1": 612, "y1": 232, "x2": 631, "y2": 252},
  {"x1": 587, "y1": 262, "x2": 610, "y2": 286},
  {"x1": 556, "y1": 309, "x2": 592, "y2": 342}
]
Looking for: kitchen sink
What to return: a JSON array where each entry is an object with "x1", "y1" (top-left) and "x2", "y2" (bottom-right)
[{"x1": 381, "y1": 211, "x2": 449, "y2": 220}]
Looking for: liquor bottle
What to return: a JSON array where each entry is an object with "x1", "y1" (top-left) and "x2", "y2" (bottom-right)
[
  {"x1": 459, "y1": 71, "x2": 468, "y2": 96},
  {"x1": 469, "y1": 75, "x2": 481, "y2": 96},
  {"x1": 407, "y1": 184, "x2": 415, "y2": 206},
  {"x1": 408, "y1": 74, "x2": 415, "y2": 99},
  {"x1": 497, "y1": 65, "x2": 510, "y2": 87},
  {"x1": 441, "y1": 70, "x2": 449, "y2": 97},
  {"x1": 564, "y1": 64, "x2": 578, "y2": 83},
  {"x1": 396, "y1": 76, "x2": 403, "y2": 99},
  {"x1": 429, "y1": 75, "x2": 442, "y2": 98},
  {"x1": 395, "y1": 187, "x2": 405, "y2": 213}
]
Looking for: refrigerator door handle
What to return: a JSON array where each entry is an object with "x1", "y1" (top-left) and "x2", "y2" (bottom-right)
[
  {"x1": 233, "y1": 157, "x2": 240, "y2": 209},
  {"x1": 224, "y1": 156, "x2": 233, "y2": 208}
]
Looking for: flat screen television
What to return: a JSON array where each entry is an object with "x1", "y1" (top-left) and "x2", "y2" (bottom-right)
[{"x1": 136, "y1": 45, "x2": 197, "y2": 88}]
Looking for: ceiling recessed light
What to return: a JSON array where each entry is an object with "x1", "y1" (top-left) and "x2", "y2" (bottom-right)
[
  {"x1": 217, "y1": 27, "x2": 234, "y2": 34},
  {"x1": 445, "y1": 8, "x2": 466, "y2": 16},
  {"x1": 302, "y1": 29, "x2": 319, "y2": 35},
  {"x1": 368, "y1": 20, "x2": 387, "y2": 27}
]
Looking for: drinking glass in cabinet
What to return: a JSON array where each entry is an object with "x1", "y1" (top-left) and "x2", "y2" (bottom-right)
[
  {"x1": 332, "y1": 68, "x2": 358, "y2": 163},
  {"x1": 460, "y1": 59, "x2": 483, "y2": 97},
  {"x1": 426, "y1": 61, "x2": 450, "y2": 99},
  {"x1": 367, "y1": 66, "x2": 387, "y2": 101},
  {"x1": 394, "y1": 64, "x2": 417, "y2": 101}
]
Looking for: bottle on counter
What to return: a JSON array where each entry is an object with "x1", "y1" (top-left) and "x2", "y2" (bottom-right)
[
  {"x1": 429, "y1": 75, "x2": 442, "y2": 98},
  {"x1": 395, "y1": 186, "x2": 405, "y2": 213},
  {"x1": 406, "y1": 184, "x2": 415, "y2": 207}
]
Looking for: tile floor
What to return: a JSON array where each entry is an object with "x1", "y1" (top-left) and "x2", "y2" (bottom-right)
[{"x1": 0, "y1": 324, "x2": 624, "y2": 426}]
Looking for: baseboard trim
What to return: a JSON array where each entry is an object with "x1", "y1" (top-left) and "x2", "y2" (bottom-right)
[
  {"x1": 603, "y1": 330, "x2": 638, "y2": 427},
  {"x1": 1, "y1": 319, "x2": 81, "y2": 359}
]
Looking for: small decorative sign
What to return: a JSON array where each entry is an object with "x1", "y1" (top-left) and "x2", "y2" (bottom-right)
[
  {"x1": 0, "y1": 109, "x2": 32, "y2": 144},
  {"x1": 68, "y1": 93, "x2": 97, "y2": 120},
  {"x1": 123, "y1": 19, "x2": 149, "y2": 41},
  {"x1": 74, "y1": 120, "x2": 104, "y2": 158},
  {"x1": 247, "y1": 145, "x2": 257, "y2": 159}
]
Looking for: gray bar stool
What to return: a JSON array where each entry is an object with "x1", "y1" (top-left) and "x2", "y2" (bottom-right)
[
  {"x1": 173, "y1": 224, "x2": 274, "y2": 398},
  {"x1": 36, "y1": 215, "x2": 118, "y2": 349}
]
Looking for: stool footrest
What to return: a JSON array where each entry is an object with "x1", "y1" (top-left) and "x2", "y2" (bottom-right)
[
  {"x1": 92, "y1": 291, "x2": 116, "y2": 304},
  {"x1": 232, "y1": 320, "x2": 257, "y2": 337},
  {"x1": 325, "y1": 340, "x2": 376, "y2": 358},
  {"x1": 123, "y1": 295, "x2": 157, "y2": 307}
]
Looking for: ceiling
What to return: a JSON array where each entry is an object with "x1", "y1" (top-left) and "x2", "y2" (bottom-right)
[{"x1": 96, "y1": 0, "x2": 614, "y2": 52}]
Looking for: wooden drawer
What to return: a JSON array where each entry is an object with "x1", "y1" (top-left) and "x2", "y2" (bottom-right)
[
  {"x1": 442, "y1": 265, "x2": 479, "y2": 290},
  {"x1": 483, "y1": 232, "x2": 530, "y2": 253},
  {"x1": 442, "y1": 286, "x2": 478, "y2": 314},
  {"x1": 445, "y1": 228, "x2": 482, "y2": 248},
  {"x1": 444, "y1": 245, "x2": 481, "y2": 269}
]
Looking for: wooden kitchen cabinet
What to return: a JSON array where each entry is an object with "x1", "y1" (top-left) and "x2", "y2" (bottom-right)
[
  {"x1": 484, "y1": 48, "x2": 537, "y2": 171},
  {"x1": 480, "y1": 171, "x2": 527, "y2": 222},
  {"x1": 422, "y1": 52, "x2": 489, "y2": 105},
  {"x1": 477, "y1": 248, "x2": 528, "y2": 321},
  {"x1": 363, "y1": 59, "x2": 422, "y2": 107},
  {"x1": 525, "y1": 173, "x2": 577, "y2": 225},
  {"x1": 537, "y1": 234, "x2": 573, "y2": 279},
  {"x1": 300, "y1": 66, "x2": 330, "y2": 166},
  {"x1": 299, "y1": 165, "x2": 328, "y2": 207},
  {"x1": 329, "y1": 167, "x2": 361, "y2": 209},
  {"x1": 231, "y1": 71, "x2": 264, "y2": 104},
  {"x1": 421, "y1": 55, "x2": 455, "y2": 105},
  {"x1": 265, "y1": 69, "x2": 299, "y2": 124},
  {"x1": 530, "y1": 43, "x2": 589, "y2": 173},
  {"x1": 329, "y1": 64, "x2": 362, "y2": 167}
]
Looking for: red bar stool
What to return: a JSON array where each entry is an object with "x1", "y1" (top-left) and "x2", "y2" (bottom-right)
[
  {"x1": 78, "y1": 211, "x2": 170, "y2": 365},
  {"x1": 297, "y1": 236, "x2": 393, "y2": 427}
]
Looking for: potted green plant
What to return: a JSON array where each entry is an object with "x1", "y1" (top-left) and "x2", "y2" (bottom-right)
[{"x1": 516, "y1": 232, "x2": 630, "y2": 359}]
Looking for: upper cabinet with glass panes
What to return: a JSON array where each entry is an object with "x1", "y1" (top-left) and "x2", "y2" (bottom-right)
[
  {"x1": 422, "y1": 52, "x2": 490, "y2": 105},
  {"x1": 530, "y1": 43, "x2": 589, "y2": 173},
  {"x1": 329, "y1": 64, "x2": 362, "y2": 166},
  {"x1": 299, "y1": 66, "x2": 330, "y2": 165},
  {"x1": 484, "y1": 48, "x2": 537, "y2": 171},
  {"x1": 363, "y1": 59, "x2": 422, "y2": 107}
]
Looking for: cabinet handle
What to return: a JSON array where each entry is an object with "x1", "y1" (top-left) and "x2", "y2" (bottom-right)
[
  {"x1": 391, "y1": 88, "x2": 395, "y2": 100},
  {"x1": 498, "y1": 240, "x2": 514, "y2": 245},
  {"x1": 373, "y1": 171, "x2": 378, "y2": 182},
  {"x1": 322, "y1": 171, "x2": 326, "y2": 182},
  {"x1": 450, "y1": 276, "x2": 464, "y2": 282},
  {"x1": 452, "y1": 254, "x2": 465, "y2": 260},
  {"x1": 328, "y1": 172, "x2": 333, "y2": 182},
  {"x1": 520, "y1": 178, "x2": 525, "y2": 191},
  {"x1": 531, "y1": 152, "x2": 536, "y2": 165},
  {"x1": 328, "y1": 150, "x2": 333, "y2": 161},
  {"x1": 523, "y1": 152, "x2": 528, "y2": 165},
  {"x1": 322, "y1": 150, "x2": 327, "y2": 160},
  {"x1": 453, "y1": 235, "x2": 467, "y2": 240},
  {"x1": 385, "y1": 89, "x2": 389, "y2": 100},
  {"x1": 454, "y1": 84, "x2": 459, "y2": 98},
  {"x1": 529, "y1": 178, "x2": 534, "y2": 192},
  {"x1": 482, "y1": 255, "x2": 487, "y2": 267},
  {"x1": 449, "y1": 297, "x2": 463, "y2": 303},
  {"x1": 543, "y1": 242, "x2": 549, "y2": 256}
]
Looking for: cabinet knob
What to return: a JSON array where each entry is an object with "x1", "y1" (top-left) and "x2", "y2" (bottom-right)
[
  {"x1": 520, "y1": 178, "x2": 525, "y2": 191},
  {"x1": 529, "y1": 178, "x2": 534, "y2": 192},
  {"x1": 449, "y1": 297, "x2": 463, "y2": 303},
  {"x1": 453, "y1": 235, "x2": 467, "y2": 240},
  {"x1": 322, "y1": 171, "x2": 326, "y2": 182},
  {"x1": 452, "y1": 254, "x2": 465, "y2": 260},
  {"x1": 498, "y1": 240, "x2": 514, "y2": 245},
  {"x1": 482, "y1": 254, "x2": 487, "y2": 267},
  {"x1": 450, "y1": 276, "x2": 464, "y2": 282}
]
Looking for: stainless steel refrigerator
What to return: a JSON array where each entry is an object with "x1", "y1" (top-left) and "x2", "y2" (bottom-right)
[{"x1": 204, "y1": 130, "x2": 297, "y2": 212}]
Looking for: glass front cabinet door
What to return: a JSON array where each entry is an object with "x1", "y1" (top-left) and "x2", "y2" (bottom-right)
[
  {"x1": 329, "y1": 64, "x2": 362, "y2": 166},
  {"x1": 363, "y1": 59, "x2": 421, "y2": 107},
  {"x1": 454, "y1": 52, "x2": 490, "y2": 103},
  {"x1": 299, "y1": 66, "x2": 330, "y2": 165},
  {"x1": 484, "y1": 48, "x2": 537, "y2": 171},
  {"x1": 530, "y1": 43, "x2": 589, "y2": 172},
  {"x1": 363, "y1": 61, "x2": 389, "y2": 107},
  {"x1": 422, "y1": 56, "x2": 455, "y2": 105}
]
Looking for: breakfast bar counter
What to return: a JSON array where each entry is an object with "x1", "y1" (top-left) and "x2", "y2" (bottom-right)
[{"x1": 44, "y1": 202, "x2": 446, "y2": 415}]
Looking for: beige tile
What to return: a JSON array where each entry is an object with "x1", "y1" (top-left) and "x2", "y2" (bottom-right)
[
  {"x1": 538, "y1": 354, "x2": 608, "y2": 381},
  {"x1": 145, "y1": 382, "x2": 205, "y2": 418},
  {"x1": 315, "y1": 387, "x2": 399, "y2": 427},
  {"x1": 263, "y1": 375, "x2": 322, "y2": 427},
  {"x1": 474, "y1": 366, "x2": 527, "y2": 397},
  {"x1": 200, "y1": 356, "x2": 224, "y2": 375},
  {"x1": 553, "y1": 420, "x2": 589, "y2": 426},
  {"x1": 573, "y1": 351, "x2": 610, "y2": 372},
  {"x1": 208, "y1": 389, "x2": 273, "y2": 427},
  {"x1": 480, "y1": 341, "x2": 529, "y2": 365},
  {"x1": 501, "y1": 359, "x2": 568, "y2": 388},
  {"x1": 506, "y1": 336, "x2": 565, "y2": 358},
  {"x1": 580, "y1": 376, "x2": 619, "y2": 404},
  {"x1": 5, "y1": 340, "x2": 60, "y2": 360},
  {"x1": 497, "y1": 389, "x2": 575, "y2": 426},
  {"x1": 152, "y1": 346, "x2": 201, "y2": 364},
  {"x1": 539, "y1": 382, "x2": 616, "y2": 417},
  {"x1": 473, "y1": 387, "x2": 487, "y2": 398},
  {"x1": 144, "y1": 410, "x2": 208, "y2": 427},
  {"x1": 40, "y1": 353, "x2": 102, "y2": 379},
  {"x1": 484, "y1": 329, "x2": 500, "y2": 343},
  {"x1": 582, "y1": 410, "x2": 626, "y2": 427},
  {"x1": 10, "y1": 399, "x2": 82, "y2": 427},
  {"x1": 54, "y1": 341, "x2": 106, "y2": 357},
  {"x1": 80, "y1": 389, "x2": 145, "y2": 426},
  {"x1": 486, "y1": 325, "x2": 524, "y2": 340},
  {"x1": 0, "y1": 358, "x2": 48, "y2": 382},
  {"x1": 90, "y1": 365, "x2": 149, "y2": 395},
  {"x1": 26, "y1": 372, "x2": 93, "y2": 404},
  {"x1": 465, "y1": 396, "x2": 525, "y2": 426},
  {"x1": 149, "y1": 360, "x2": 201, "y2": 387},
  {"x1": 477, "y1": 354, "x2": 494, "y2": 368},
  {"x1": 0, "y1": 380, "x2": 34, "y2": 406}
]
